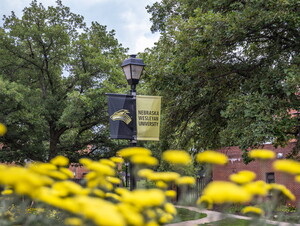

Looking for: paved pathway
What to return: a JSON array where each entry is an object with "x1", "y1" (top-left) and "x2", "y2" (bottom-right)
[{"x1": 166, "y1": 206, "x2": 300, "y2": 226}]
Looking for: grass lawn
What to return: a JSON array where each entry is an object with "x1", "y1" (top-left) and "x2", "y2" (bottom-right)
[{"x1": 171, "y1": 207, "x2": 207, "y2": 223}]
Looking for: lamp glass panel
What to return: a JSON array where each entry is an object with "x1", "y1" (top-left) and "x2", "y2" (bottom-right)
[
  {"x1": 131, "y1": 65, "x2": 144, "y2": 80},
  {"x1": 122, "y1": 65, "x2": 132, "y2": 80}
]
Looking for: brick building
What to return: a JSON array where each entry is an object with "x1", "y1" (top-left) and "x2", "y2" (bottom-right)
[{"x1": 213, "y1": 142, "x2": 300, "y2": 202}]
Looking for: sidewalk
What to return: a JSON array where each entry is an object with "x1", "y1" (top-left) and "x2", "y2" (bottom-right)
[{"x1": 166, "y1": 206, "x2": 300, "y2": 226}]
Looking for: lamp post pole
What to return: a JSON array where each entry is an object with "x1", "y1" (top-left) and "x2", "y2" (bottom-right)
[{"x1": 121, "y1": 54, "x2": 145, "y2": 191}]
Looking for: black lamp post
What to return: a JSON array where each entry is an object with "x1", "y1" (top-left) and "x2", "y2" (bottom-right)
[
  {"x1": 121, "y1": 54, "x2": 145, "y2": 95},
  {"x1": 121, "y1": 54, "x2": 145, "y2": 190}
]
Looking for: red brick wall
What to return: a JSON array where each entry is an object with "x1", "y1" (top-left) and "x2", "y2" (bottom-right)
[{"x1": 213, "y1": 142, "x2": 300, "y2": 202}]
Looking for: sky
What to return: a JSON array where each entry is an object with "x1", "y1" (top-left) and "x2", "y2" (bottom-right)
[{"x1": 0, "y1": 0, "x2": 160, "y2": 54}]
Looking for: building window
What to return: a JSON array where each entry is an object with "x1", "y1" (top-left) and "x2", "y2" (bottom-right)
[{"x1": 266, "y1": 172, "x2": 275, "y2": 184}]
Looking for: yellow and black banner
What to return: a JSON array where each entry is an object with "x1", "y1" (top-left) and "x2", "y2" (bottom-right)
[
  {"x1": 136, "y1": 95, "x2": 161, "y2": 141},
  {"x1": 107, "y1": 93, "x2": 135, "y2": 139}
]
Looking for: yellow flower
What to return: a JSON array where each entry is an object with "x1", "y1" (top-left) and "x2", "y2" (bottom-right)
[
  {"x1": 79, "y1": 158, "x2": 93, "y2": 166},
  {"x1": 50, "y1": 155, "x2": 69, "y2": 166},
  {"x1": 241, "y1": 206, "x2": 264, "y2": 216},
  {"x1": 164, "y1": 203, "x2": 177, "y2": 215},
  {"x1": 138, "y1": 169, "x2": 154, "y2": 178},
  {"x1": 273, "y1": 159, "x2": 300, "y2": 175},
  {"x1": 269, "y1": 183, "x2": 295, "y2": 201},
  {"x1": 130, "y1": 155, "x2": 158, "y2": 166},
  {"x1": 106, "y1": 176, "x2": 121, "y2": 185},
  {"x1": 110, "y1": 157, "x2": 124, "y2": 164},
  {"x1": 295, "y1": 175, "x2": 300, "y2": 183},
  {"x1": 64, "y1": 217, "x2": 83, "y2": 226},
  {"x1": 196, "y1": 195, "x2": 213, "y2": 209},
  {"x1": 117, "y1": 203, "x2": 144, "y2": 226},
  {"x1": 106, "y1": 192, "x2": 122, "y2": 202},
  {"x1": 115, "y1": 187, "x2": 130, "y2": 196},
  {"x1": 147, "y1": 172, "x2": 180, "y2": 182},
  {"x1": 59, "y1": 168, "x2": 74, "y2": 179},
  {"x1": 99, "y1": 159, "x2": 116, "y2": 168},
  {"x1": 73, "y1": 196, "x2": 126, "y2": 226},
  {"x1": 162, "y1": 150, "x2": 192, "y2": 165},
  {"x1": 0, "y1": 123, "x2": 7, "y2": 136},
  {"x1": 46, "y1": 170, "x2": 69, "y2": 180},
  {"x1": 145, "y1": 220, "x2": 159, "y2": 226},
  {"x1": 165, "y1": 190, "x2": 177, "y2": 199},
  {"x1": 196, "y1": 150, "x2": 228, "y2": 165},
  {"x1": 122, "y1": 189, "x2": 165, "y2": 208},
  {"x1": 201, "y1": 181, "x2": 252, "y2": 204},
  {"x1": 159, "y1": 213, "x2": 173, "y2": 224},
  {"x1": 118, "y1": 147, "x2": 152, "y2": 158},
  {"x1": 230, "y1": 170, "x2": 256, "y2": 184},
  {"x1": 29, "y1": 163, "x2": 57, "y2": 174},
  {"x1": 243, "y1": 180, "x2": 269, "y2": 196},
  {"x1": 176, "y1": 176, "x2": 196, "y2": 185},
  {"x1": 92, "y1": 189, "x2": 105, "y2": 198},
  {"x1": 1, "y1": 189, "x2": 13, "y2": 195},
  {"x1": 86, "y1": 162, "x2": 115, "y2": 176},
  {"x1": 156, "y1": 181, "x2": 168, "y2": 189},
  {"x1": 248, "y1": 149, "x2": 275, "y2": 160}
]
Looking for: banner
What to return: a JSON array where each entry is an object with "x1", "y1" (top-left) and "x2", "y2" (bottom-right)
[
  {"x1": 136, "y1": 95, "x2": 161, "y2": 141},
  {"x1": 106, "y1": 93, "x2": 135, "y2": 139}
]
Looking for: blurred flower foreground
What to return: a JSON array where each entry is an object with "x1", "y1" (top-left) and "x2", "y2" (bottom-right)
[{"x1": 0, "y1": 131, "x2": 299, "y2": 226}]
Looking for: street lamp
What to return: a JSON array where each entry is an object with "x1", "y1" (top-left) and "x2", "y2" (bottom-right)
[
  {"x1": 121, "y1": 54, "x2": 145, "y2": 190},
  {"x1": 121, "y1": 54, "x2": 145, "y2": 95}
]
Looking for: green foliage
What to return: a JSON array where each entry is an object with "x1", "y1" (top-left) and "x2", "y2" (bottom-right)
[
  {"x1": 144, "y1": 0, "x2": 300, "y2": 162},
  {"x1": 0, "y1": 0, "x2": 128, "y2": 163}
]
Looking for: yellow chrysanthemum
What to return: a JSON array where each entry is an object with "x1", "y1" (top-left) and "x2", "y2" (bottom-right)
[
  {"x1": 146, "y1": 220, "x2": 159, "y2": 226},
  {"x1": 92, "y1": 189, "x2": 105, "y2": 198},
  {"x1": 295, "y1": 175, "x2": 300, "y2": 183},
  {"x1": 117, "y1": 147, "x2": 152, "y2": 158},
  {"x1": 159, "y1": 213, "x2": 173, "y2": 224},
  {"x1": 115, "y1": 187, "x2": 130, "y2": 196},
  {"x1": 59, "y1": 168, "x2": 74, "y2": 179},
  {"x1": 110, "y1": 157, "x2": 124, "y2": 164},
  {"x1": 105, "y1": 192, "x2": 122, "y2": 202},
  {"x1": 229, "y1": 170, "x2": 256, "y2": 184},
  {"x1": 1, "y1": 189, "x2": 13, "y2": 195},
  {"x1": 130, "y1": 155, "x2": 158, "y2": 166},
  {"x1": 248, "y1": 149, "x2": 275, "y2": 160},
  {"x1": 196, "y1": 195, "x2": 213, "y2": 209},
  {"x1": 196, "y1": 150, "x2": 228, "y2": 165},
  {"x1": 122, "y1": 189, "x2": 165, "y2": 208},
  {"x1": 64, "y1": 217, "x2": 83, "y2": 226},
  {"x1": 85, "y1": 162, "x2": 115, "y2": 176},
  {"x1": 0, "y1": 123, "x2": 7, "y2": 136},
  {"x1": 138, "y1": 169, "x2": 154, "y2": 178},
  {"x1": 156, "y1": 181, "x2": 168, "y2": 189},
  {"x1": 201, "y1": 181, "x2": 252, "y2": 204},
  {"x1": 269, "y1": 183, "x2": 295, "y2": 201},
  {"x1": 147, "y1": 172, "x2": 180, "y2": 182},
  {"x1": 165, "y1": 190, "x2": 177, "y2": 198},
  {"x1": 79, "y1": 158, "x2": 93, "y2": 166},
  {"x1": 50, "y1": 155, "x2": 69, "y2": 166},
  {"x1": 241, "y1": 206, "x2": 264, "y2": 216},
  {"x1": 176, "y1": 176, "x2": 196, "y2": 185},
  {"x1": 273, "y1": 159, "x2": 300, "y2": 175},
  {"x1": 106, "y1": 176, "x2": 121, "y2": 185},
  {"x1": 117, "y1": 203, "x2": 144, "y2": 226},
  {"x1": 164, "y1": 203, "x2": 177, "y2": 215},
  {"x1": 162, "y1": 150, "x2": 192, "y2": 165},
  {"x1": 99, "y1": 159, "x2": 116, "y2": 168},
  {"x1": 243, "y1": 180, "x2": 269, "y2": 196}
]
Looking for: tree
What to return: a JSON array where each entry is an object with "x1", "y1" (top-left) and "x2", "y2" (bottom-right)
[
  {"x1": 0, "y1": 0, "x2": 128, "y2": 163},
  {"x1": 143, "y1": 0, "x2": 300, "y2": 162}
]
